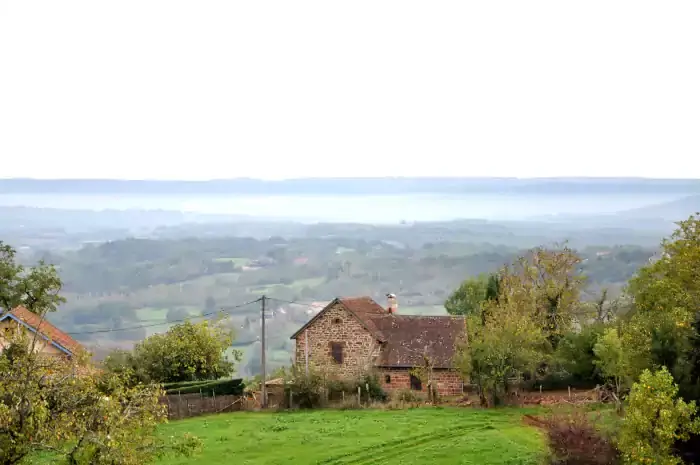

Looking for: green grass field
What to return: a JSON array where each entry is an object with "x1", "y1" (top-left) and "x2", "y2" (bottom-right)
[{"x1": 158, "y1": 407, "x2": 545, "y2": 465}]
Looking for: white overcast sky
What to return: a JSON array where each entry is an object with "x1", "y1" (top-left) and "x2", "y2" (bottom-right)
[{"x1": 1, "y1": 1, "x2": 699, "y2": 180}]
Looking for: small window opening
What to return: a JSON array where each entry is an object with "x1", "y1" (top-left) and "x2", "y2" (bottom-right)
[
  {"x1": 385, "y1": 374, "x2": 391, "y2": 384},
  {"x1": 333, "y1": 318, "x2": 342, "y2": 324},
  {"x1": 330, "y1": 342, "x2": 343, "y2": 364}
]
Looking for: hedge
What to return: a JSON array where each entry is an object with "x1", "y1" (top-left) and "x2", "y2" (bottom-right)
[{"x1": 164, "y1": 378, "x2": 245, "y2": 397}]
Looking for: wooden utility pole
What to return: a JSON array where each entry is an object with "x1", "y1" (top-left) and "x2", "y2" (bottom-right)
[{"x1": 261, "y1": 295, "x2": 267, "y2": 408}]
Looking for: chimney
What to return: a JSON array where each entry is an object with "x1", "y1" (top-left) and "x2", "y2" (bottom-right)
[{"x1": 386, "y1": 293, "x2": 398, "y2": 314}]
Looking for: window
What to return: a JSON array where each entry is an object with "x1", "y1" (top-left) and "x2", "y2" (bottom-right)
[
  {"x1": 384, "y1": 374, "x2": 391, "y2": 384},
  {"x1": 330, "y1": 342, "x2": 343, "y2": 364},
  {"x1": 333, "y1": 318, "x2": 342, "y2": 324},
  {"x1": 410, "y1": 374, "x2": 422, "y2": 391}
]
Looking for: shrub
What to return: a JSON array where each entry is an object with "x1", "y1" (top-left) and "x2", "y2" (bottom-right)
[
  {"x1": 164, "y1": 378, "x2": 245, "y2": 396},
  {"x1": 541, "y1": 411, "x2": 619, "y2": 465},
  {"x1": 288, "y1": 372, "x2": 324, "y2": 409},
  {"x1": 618, "y1": 367, "x2": 700, "y2": 465},
  {"x1": 393, "y1": 389, "x2": 424, "y2": 403}
]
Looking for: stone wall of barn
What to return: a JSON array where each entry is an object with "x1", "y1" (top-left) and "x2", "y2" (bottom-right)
[
  {"x1": 379, "y1": 367, "x2": 464, "y2": 397},
  {"x1": 294, "y1": 302, "x2": 380, "y2": 378}
]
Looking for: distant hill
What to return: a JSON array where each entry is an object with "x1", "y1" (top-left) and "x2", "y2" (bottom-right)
[
  {"x1": 616, "y1": 195, "x2": 700, "y2": 221},
  {"x1": 2, "y1": 177, "x2": 700, "y2": 196}
]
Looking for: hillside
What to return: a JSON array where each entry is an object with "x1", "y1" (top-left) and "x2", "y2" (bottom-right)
[{"x1": 616, "y1": 194, "x2": 700, "y2": 221}]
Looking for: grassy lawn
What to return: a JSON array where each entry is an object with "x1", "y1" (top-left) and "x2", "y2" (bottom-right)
[{"x1": 158, "y1": 407, "x2": 545, "y2": 465}]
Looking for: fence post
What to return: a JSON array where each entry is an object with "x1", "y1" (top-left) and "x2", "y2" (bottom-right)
[
  {"x1": 289, "y1": 389, "x2": 293, "y2": 409},
  {"x1": 357, "y1": 386, "x2": 361, "y2": 406},
  {"x1": 366, "y1": 383, "x2": 370, "y2": 404},
  {"x1": 568, "y1": 386, "x2": 571, "y2": 398}
]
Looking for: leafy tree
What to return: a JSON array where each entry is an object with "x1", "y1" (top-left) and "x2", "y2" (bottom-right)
[
  {"x1": 0, "y1": 241, "x2": 65, "y2": 316},
  {"x1": 618, "y1": 367, "x2": 700, "y2": 465},
  {"x1": 509, "y1": 245, "x2": 585, "y2": 350},
  {"x1": 0, "y1": 242, "x2": 199, "y2": 465},
  {"x1": 593, "y1": 327, "x2": 630, "y2": 405},
  {"x1": 130, "y1": 319, "x2": 241, "y2": 383},
  {"x1": 625, "y1": 214, "x2": 700, "y2": 399},
  {"x1": 444, "y1": 274, "x2": 492, "y2": 317},
  {"x1": 555, "y1": 323, "x2": 607, "y2": 385},
  {"x1": 456, "y1": 289, "x2": 546, "y2": 406}
]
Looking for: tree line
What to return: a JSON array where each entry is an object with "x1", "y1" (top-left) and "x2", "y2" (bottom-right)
[{"x1": 444, "y1": 216, "x2": 700, "y2": 463}]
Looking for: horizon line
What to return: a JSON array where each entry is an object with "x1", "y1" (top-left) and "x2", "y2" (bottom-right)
[{"x1": 2, "y1": 176, "x2": 700, "y2": 182}]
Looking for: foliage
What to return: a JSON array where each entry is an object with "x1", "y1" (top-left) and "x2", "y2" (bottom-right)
[
  {"x1": 555, "y1": 324, "x2": 607, "y2": 385},
  {"x1": 0, "y1": 242, "x2": 200, "y2": 465},
  {"x1": 391, "y1": 389, "x2": 424, "y2": 403},
  {"x1": 618, "y1": 367, "x2": 700, "y2": 465},
  {"x1": 287, "y1": 370, "x2": 324, "y2": 409},
  {"x1": 593, "y1": 327, "x2": 630, "y2": 402},
  {"x1": 409, "y1": 350, "x2": 439, "y2": 403},
  {"x1": 457, "y1": 298, "x2": 546, "y2": 406},
  {"x1": 163, "y1": 378, "x2": 245, "y2": 397},
  {"x1": 509, "y1": 245, "x2": 586, "y2": 350},
  {"x1": 541, "y1": 411, "x2": 619, "y2": 465},
  {"x1": 625, "y1": 214, "x2": 700, "y2": 399},
  {"x1": 0, "y1": 240, "x2": 65, "y2": 316},
  {"x1": 123, "y1": 319, "x2": 241, "y2": 383},
  {"x1": 445, "y1": 273, "x2": 498, "y2": 317}
]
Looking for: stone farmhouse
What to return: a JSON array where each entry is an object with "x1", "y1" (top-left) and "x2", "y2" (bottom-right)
[
  {"x1": 290, "y1": 295, "x2": 466, "y2": 397},
  {"x1": 0, "y1": 306, "x2": 84, "y2": 358}
]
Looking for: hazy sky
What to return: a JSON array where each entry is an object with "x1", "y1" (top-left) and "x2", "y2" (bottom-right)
[{"x1": 1, "y1": 1, "x2": 699, "y2": 180}]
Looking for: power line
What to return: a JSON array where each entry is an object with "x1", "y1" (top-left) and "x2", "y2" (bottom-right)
[{"x1": 67, "y1": 298, "x2": 262, "y2": 335}]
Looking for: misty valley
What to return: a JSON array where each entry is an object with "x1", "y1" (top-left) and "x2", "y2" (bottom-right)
[{"x1": 3, "y1": 178, "x2": 700, "y2": 377}]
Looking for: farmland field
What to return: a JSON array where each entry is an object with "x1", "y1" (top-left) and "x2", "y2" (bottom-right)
[{"x1": 158, "y1": 407, "x2": 544, "y2": 465}]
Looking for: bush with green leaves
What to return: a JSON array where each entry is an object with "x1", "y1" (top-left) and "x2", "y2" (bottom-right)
[
  {"x1": 164, "y1": 378, "x2": 245, "y2": 396},
  {"x1": 555, "y1": 324, "x2": 607, "y2": 386},
  {"x1": 618, "y1": 367, "x2": 700, "y2": 465},
  {"x1": 104, "y1": 319, "x2": 242, "y2": 384}
]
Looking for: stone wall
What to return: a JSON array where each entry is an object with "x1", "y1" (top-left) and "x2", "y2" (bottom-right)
[
  {"x1": 379, "y1": 367, "x2": 464, "y2": 397},
  {"x1": 294, "y1": 302, "x2": 380, "y2": 378}
]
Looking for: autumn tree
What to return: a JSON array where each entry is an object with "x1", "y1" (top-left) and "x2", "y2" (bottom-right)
[{"x1": 509, "y1": 245, "x2": 585, "y2": 350}]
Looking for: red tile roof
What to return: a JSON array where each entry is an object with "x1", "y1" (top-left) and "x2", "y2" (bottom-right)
[
  {"x1": 6, "y1": 306, "x2": 83, "y2": 355},
  {"x1": 290, "y1": 296, "x2": 465, "y2": 369},
  {"x1": 370, "y1": 314, "x2": 465, "y2": 369},
  {"x1": 337, "y1": 297, "x2": 389, "y2": 341}
]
